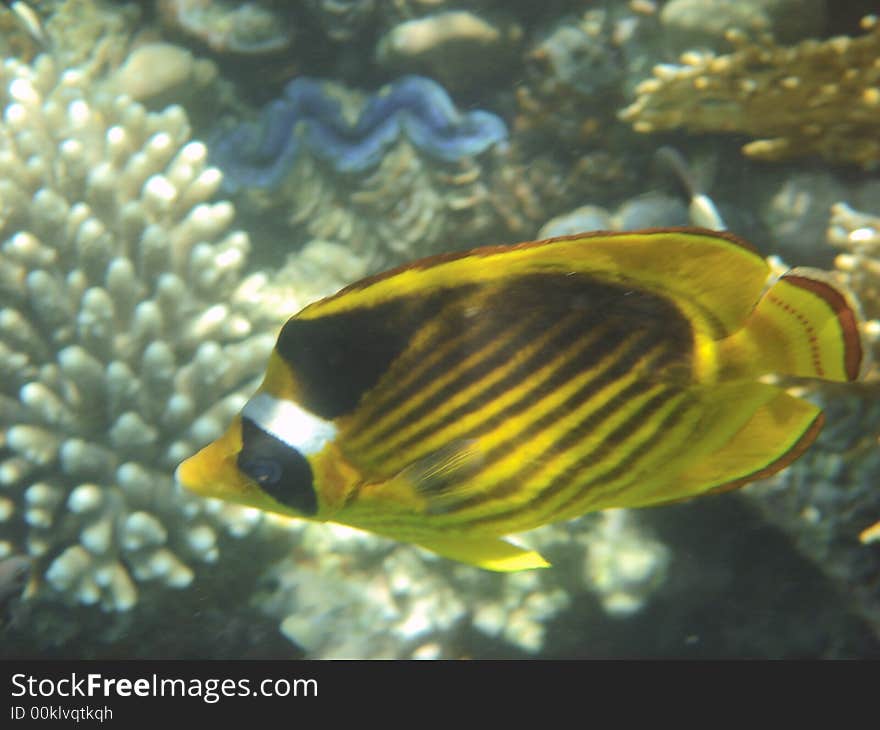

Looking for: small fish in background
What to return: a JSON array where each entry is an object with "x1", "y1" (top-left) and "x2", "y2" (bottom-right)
[
  {"x1": 655, "y1": 146, "x2": 727, "y2": 230},
  {"x1": 2, "y1": 1, "x2": 49, "y2": 49},
  {"x1": 177, "y1": 228, "x2": 864, "y2": 571}
]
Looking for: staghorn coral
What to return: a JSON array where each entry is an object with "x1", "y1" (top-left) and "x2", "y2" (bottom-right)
[
  {"x1": 0, "y1": 53, "x2": 281, "y2": 611},
  {"x1": 620, "y1": 15, "x2": 880, "y2": 167}
]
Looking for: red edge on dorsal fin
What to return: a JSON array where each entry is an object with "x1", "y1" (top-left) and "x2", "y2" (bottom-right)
[
  {"x1": 325, "y1": 226, "x2": 761, "y2": 301},
  {"x1": 781, "y1": 273, "x2": 863, "y2": 382}
]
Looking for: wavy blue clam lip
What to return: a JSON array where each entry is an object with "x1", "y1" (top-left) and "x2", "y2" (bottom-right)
[{"x1": 208, "y1": 75, "x2": 509, "y2": 192}]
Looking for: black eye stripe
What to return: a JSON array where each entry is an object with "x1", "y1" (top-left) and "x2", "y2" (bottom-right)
[{"x1": 238, "y1": 417, "x2": 318, "y2": 515}]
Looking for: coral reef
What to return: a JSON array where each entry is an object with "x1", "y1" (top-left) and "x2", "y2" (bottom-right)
[
  {"x1": 157, "y1": 0, "x2": 291, "y2": 55},
  {"x1": 620, "y1": 15, "x2": 880, "y2": 167},
  {"x1": 104, "y1": 42, "x2": 217, "y2": 105},
  {"x1": 42, "y1": 0, "x2": 140, "y2": 71},
  {"x1": 304, "y1": 0, "x2": 378, "y2": 43},
  {"x1": 5, "y1": 0, "x2": 876, "y2": 660},
  {"x1": 744, "y1": 392, "x2": 880, "y2": 640},
  {"x1": 375, "y1": 10, "x2": 523, "y2": 91},
  {"x1": 209, "y1": 75, "x2": 508, "y2": 191},
  {"x1": 538, "y1": 194, "x2": 689, "y2": 239},
  {"x1": 0, "y1": 52, "x2": 279, "y2": 611},
  {"x1": 828, "y1": 202, "x2": 880, "y2": 374},
  {"x1": 259, "y1": 509, "x2": 669, "y2": 658},
  {"x1": 515, "y1": 7, "x2": 630, "y2": 148},
  {"x1": 220, "y1": 126, "x2": 601, "y2": 271},
  {"x1": 207, "y1": 76, "x2": 528, "y2": 268},
  {"x1": 660, "y1": 0, "x2": 826, "y2": 52}
]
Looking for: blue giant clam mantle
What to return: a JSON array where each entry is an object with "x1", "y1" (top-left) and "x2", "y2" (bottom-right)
[{"x1": 209, "y1": 75, "x2": 509, "y2": 192}]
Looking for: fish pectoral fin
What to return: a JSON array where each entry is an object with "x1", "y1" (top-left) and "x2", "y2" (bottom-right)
[
  {"x1": 415, "y1": 534, "x2": 550, "y2": 572},
  {"x1": 393, "y1": 440, "x2": 493, "y2": 510}
]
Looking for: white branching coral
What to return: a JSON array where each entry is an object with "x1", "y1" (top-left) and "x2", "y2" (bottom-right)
[
  {"x1": 258, "y1": 510, "x2": 669, "y2": 658},
  {"x1": 0, "y1": 54, "x2": 274, "y2": 611}
]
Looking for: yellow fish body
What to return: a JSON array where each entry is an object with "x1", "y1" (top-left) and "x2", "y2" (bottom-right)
[{"x1": 176, "y1": 228, "x2": 864, "y2": 571}]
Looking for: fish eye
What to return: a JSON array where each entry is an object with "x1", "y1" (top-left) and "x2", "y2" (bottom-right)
[
  {"x1": 237, "y1": 416, "x2": 318, "y2": 515},
  {"x1": 240, "y1": 457, "x2": 282, "y2": 486}
]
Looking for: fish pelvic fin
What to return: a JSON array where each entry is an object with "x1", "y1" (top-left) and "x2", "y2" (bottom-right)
[
  {"x1": 717, "y1": 268, "x2": 864, "y2": 383},
  {"x1": 414, "y1": 534, "x2": 550, "y2": 572}
]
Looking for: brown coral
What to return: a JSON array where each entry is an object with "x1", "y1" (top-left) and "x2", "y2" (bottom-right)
[{"x1": 620, "y1": 15, "x2": 880, "y2": 167}]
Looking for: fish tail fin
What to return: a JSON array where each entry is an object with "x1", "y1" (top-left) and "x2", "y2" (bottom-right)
[{"x1": 717, "y1": 268, "x2": 864, "y2": 383}]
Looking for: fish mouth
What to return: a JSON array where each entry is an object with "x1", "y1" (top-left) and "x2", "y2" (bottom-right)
[
  {"x1": 174, "y1": 418, "x2": 243, "y2": 498},
  {"x1": 174, "y1": 456, "x2": 206, "y2": 495}
]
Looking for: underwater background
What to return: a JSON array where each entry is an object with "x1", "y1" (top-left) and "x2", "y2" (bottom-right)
[{"x1": 0, "y1": 0, "x2": 879, "y2": 659}]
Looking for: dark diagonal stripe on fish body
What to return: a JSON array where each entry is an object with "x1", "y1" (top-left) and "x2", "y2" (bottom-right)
[
  {"x1": 348, "y1": 308, "x2": 541, "y2": 452},
  {"x1": 353, "y1": 273, "x2": 690, "y2": 455},
  {"x1": 462, "y1": 331, "x2": 670, "y2": 482},
  {"x1": 527, "y1": 335, "x2": 686, "y2": 477},
  {"x1": 533, "y1": 389, "x2": 690, "y2": 523},
  {"x1": 550, "y1": 396, "x2": 697, "y2": 519},
  {"x1": 354, "y1": 271, "x2": 623, "y2": 437},
  {"x1": 350, "y1": 305, "x2": 605, "y2": 469},
  {"x1": 374, "y1": 315, "x2": 617, "y2": 469},
  {"x1": 433, "y1": 338, "x2": 670, "y2": 519},
  {"x1": 400, "y1": 288, "x2": 693, "y2": 511}
]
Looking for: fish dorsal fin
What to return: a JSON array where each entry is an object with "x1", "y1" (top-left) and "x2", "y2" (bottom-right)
[{"x1": 302, "y1": 228, "x2": 770, "y2": 340}]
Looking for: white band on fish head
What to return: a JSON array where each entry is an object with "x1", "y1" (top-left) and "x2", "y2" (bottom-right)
[{"x1": 242, "y1": 392, "x2": 337, "y2": 456}]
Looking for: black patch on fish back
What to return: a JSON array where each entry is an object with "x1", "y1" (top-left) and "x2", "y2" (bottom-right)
[
  {"x1": 237, "y1": 417, "x2": 317, "y2": 515},
  {"x1": 276, "y1": 291, "x2": 463, "y2": 419}
]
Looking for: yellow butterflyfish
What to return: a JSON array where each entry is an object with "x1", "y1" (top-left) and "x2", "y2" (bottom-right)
[{"x1": 176, "y1": 228, "x2": 864, "y2": 571}]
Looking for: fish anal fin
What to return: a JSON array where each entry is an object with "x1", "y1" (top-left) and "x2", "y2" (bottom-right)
[
  {"x1": 638, "y1": 385, "x2": 822, "y2": 507},
  {"x1": 415, "y1": 534, "x2": 550, "y2": 572}
]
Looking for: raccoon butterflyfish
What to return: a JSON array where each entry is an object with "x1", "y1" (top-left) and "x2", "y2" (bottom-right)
[{"x1": 176, "y1": 228, "x2": 864, "y2": 571}]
